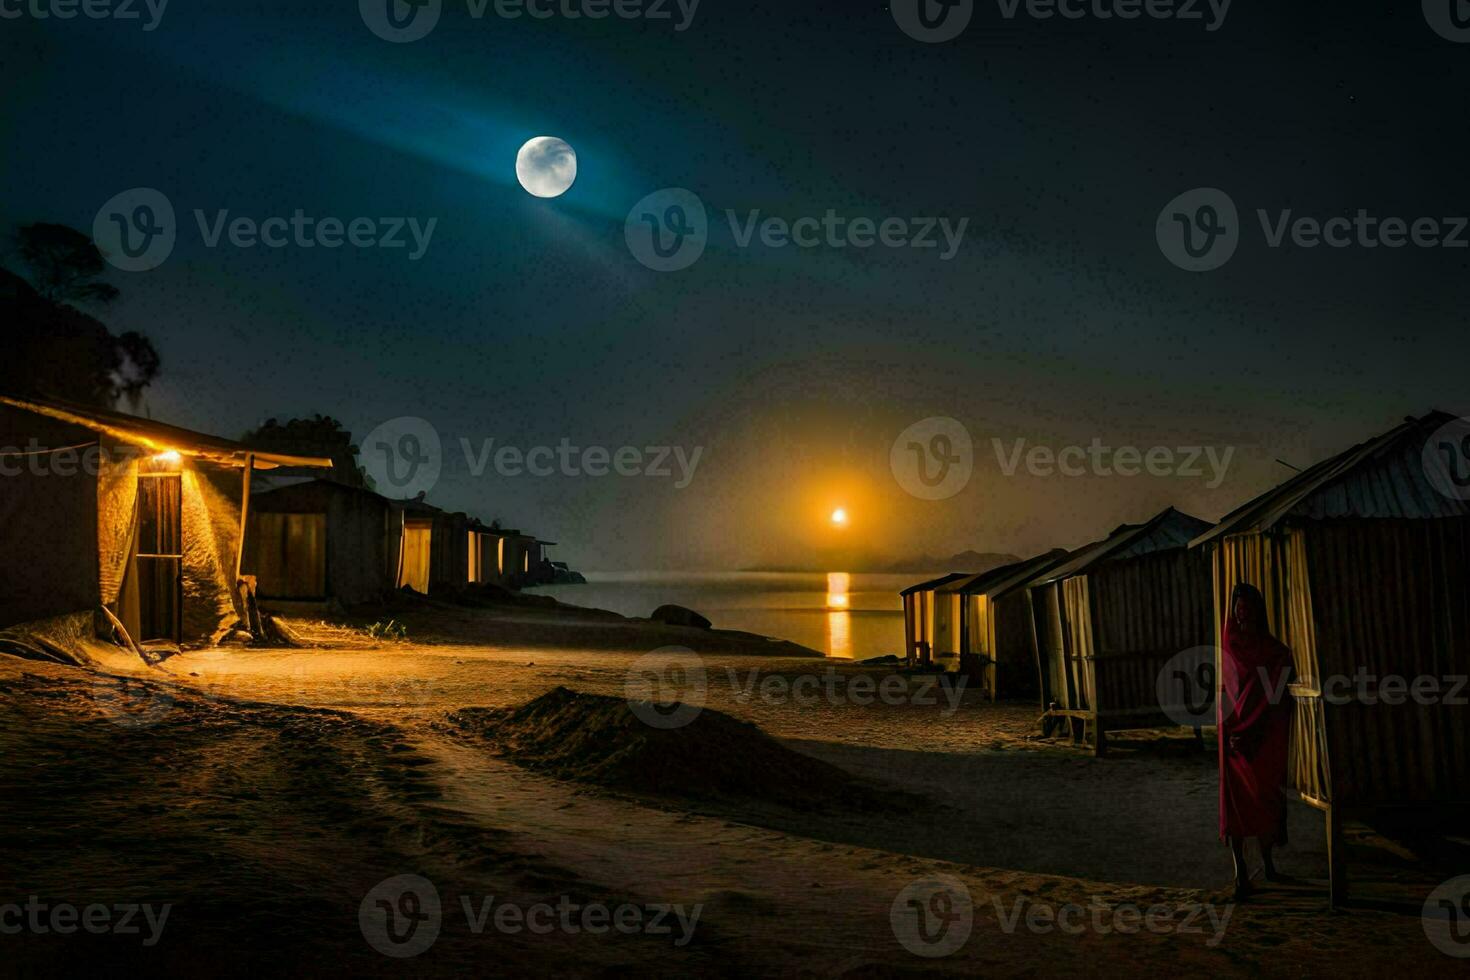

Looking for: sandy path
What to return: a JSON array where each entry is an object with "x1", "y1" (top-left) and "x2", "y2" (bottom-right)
[
  {"x1": 416, "y1": 738, "x2": 1234, "y2": 976},
  {"x1": 4, "y1": 602, "x2": 1462, "y2": 975}
]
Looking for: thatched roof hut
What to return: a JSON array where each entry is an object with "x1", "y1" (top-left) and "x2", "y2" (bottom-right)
[
  {"x1": 0, "y1": 393, "x2": 330, "y2": 664},
  {"x1": 245, "y1": 479, "x2": 400, "y2": 608},
  {"x1": 1029, "y1": 508, "x2": 1214, "y2": 752},
  {"x1": 1190, "y1": 410, "x2": 1470, "y2": 905},
  {"x1": 899, "y1": 572, "x2": 970, "y2": 665},
  {"x1": 953, "y1": 550, "x2": 1070, "y2": 699}
]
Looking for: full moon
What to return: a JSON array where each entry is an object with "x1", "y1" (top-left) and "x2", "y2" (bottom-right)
[{"x1": 516, "y1": 136, "x2": 577, "y2": 198}]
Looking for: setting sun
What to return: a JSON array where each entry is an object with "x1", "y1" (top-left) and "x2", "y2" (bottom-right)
[{"x1": 830, "y1": 507, "x2": 848, "y2": 526}]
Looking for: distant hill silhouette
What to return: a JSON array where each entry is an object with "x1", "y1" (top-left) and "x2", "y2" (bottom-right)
[{"x1": 873, "y1": 551, "x2": 1021, "y2": 575}]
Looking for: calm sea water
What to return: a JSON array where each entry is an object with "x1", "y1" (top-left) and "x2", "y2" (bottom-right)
[{"x1": 528, "y1": 571, "x2": 918, "y2": 659}]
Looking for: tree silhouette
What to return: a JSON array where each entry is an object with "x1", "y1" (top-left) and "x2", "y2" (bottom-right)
[
  {"x1": 1, "y1": 223, "x2": 161, "y2": 407},
  {"x1": 241, "y1": 415, "x2": 369, "y2": 487},
  {"x1": 15, "y1": 223, "x2": 121, "y2": 305}
]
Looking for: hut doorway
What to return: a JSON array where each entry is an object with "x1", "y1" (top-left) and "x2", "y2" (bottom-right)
[
  {"x1": 135, "y1": 473, "x2": 183, "y2": 643},
  {"x1": 399, "y1": 519, "x2": 433, "y2": 593}
]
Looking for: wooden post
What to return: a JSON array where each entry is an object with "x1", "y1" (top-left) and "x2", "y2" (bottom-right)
[
  {"x1": 1092, "y1": 720, "x2": 1107, "y2": 758},
  {"x1": 235, "y1": 453, "x2": 253, "y2": 583},
  {"x1": 233, "y1": 454, "x2": 254, "y2": 633},
  {"x1": 1327, "y1": 805, "x2": 1347, "y2": 907}
]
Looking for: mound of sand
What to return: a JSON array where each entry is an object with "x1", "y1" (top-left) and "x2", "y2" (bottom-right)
[{"x1": 448, "y1": 687, "x2": 913, "y2": 812}]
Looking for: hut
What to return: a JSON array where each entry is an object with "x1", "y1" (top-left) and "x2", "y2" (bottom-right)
[
  {"x1": 526, "y1": 537, "x2": 557, "y2": 585},
  {"x1": 244, "y1": 479, "x2": 399, "y2": 608},
  {"x1": 397, "y1": 506, "x2": 516, "y2": 594},
  {"x1": 479, "y1": 525, "x2": 514, "y2": 587},
  {"x1": 899, "y1": 573, "x2": 971, "y2": 665},
  {"x1": 466, "y1": 520, "x2": 494, "y2": 586},
  {"x1": 1190, "y1": 411, "x2": 1470, "y2": 905},
  {"x1": 956, "y1": 549, "x2": 1070, "y2": 700},
  {"x1": 408, "y1": 506, "x2": 503, "y2": 595},
  {"x1": 496, "y1": 529, "x2": 540, "y2": 588},
  {"x1": 1028, "y1": 508, "x2": 1214, "y2": 753},
  {"x1": 0, "y1": 393, "x2": 330, "y2": 664}
]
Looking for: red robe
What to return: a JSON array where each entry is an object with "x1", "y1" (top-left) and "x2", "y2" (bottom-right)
[{"x1": 1218, "y1": 610, "x2": 1293, "y2": 842}]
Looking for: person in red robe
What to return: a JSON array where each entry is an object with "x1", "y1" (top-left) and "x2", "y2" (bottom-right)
[{"x1": 1219, "y1": 582, "x2": 1294, "y2": 899}]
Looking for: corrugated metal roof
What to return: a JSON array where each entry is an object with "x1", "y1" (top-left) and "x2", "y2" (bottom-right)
[
  {"x1": 934, "y1": 568, "x2": 1004, "y2": 595},
  {"x1": 1033, "y1": 508, "x2": 1213, "y2": 585},
  {"x1": 1192, "y1": 411, "x2": 1470, "y2": 547},
  {"x1": 0, "y1": 392, "x2": 332, "y2": 470},
  {"x1": 961, "y1": 548, "x2": 1072, "y2": 598},
  {"x1": 898, "y1": 572, "x2": 972, "y2": 598}
]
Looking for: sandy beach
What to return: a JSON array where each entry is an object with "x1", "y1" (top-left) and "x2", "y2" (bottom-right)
[{"x1": 1, "y1": 594, "x2": 1460, "y2": 977}]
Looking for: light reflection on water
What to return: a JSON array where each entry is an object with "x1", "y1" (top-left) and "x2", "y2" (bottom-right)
[
  {"x1": 826, "y1": 572, "x2": 852, "y2": 658},
  {"x1": 529, "y1": 570, "x2": 916, "y2": 659}
]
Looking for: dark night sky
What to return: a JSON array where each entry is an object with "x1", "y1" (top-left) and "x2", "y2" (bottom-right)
[{"x1": 4, "y1": 1, "x2": 1468, "y2": 569}]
